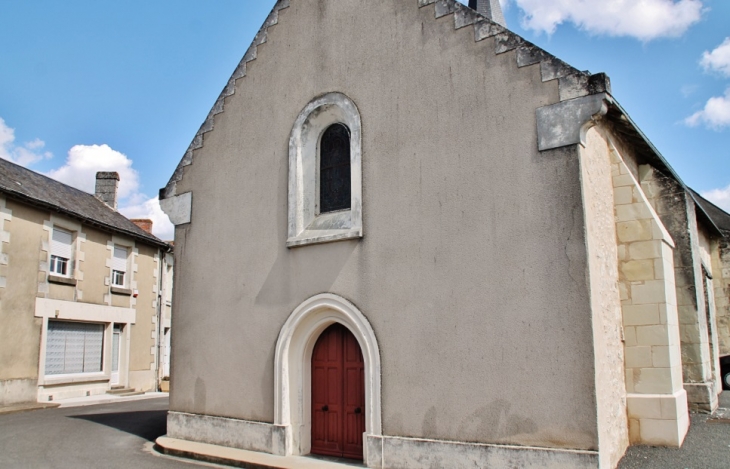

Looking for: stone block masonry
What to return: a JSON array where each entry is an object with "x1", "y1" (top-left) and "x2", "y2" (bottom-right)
[
  {"x1": 640, "y1": 166, "x2": 719, "y2": 412},
  {"x1": 610, "y1": 145, "x2": 689, "y2": 447}
]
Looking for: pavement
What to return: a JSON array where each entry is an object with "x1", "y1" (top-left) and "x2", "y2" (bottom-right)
[{"x1": 0, "y1": 391, "x2": 168, "y2": 416}]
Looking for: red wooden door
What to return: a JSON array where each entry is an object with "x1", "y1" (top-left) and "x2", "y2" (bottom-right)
[{"x1": 311, "y1": 323, "x2": 365, "y2": 460}]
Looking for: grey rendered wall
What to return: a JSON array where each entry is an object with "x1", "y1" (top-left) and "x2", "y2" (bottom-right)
[{"x1": 169, "y1": 0, "x2": 599, "y2": 450}]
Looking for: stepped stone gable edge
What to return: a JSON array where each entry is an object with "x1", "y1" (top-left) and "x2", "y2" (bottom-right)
[{"x1": 158, "y1": 0, "x2": 611, "y2": 203}]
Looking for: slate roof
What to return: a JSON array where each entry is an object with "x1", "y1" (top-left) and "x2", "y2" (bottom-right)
[
  {"x1": 690, "y1": 189, "x2": 730, "y2": 234},
  {"x1": 0, "y1": 157, "x2": 169, "y2": 248}
]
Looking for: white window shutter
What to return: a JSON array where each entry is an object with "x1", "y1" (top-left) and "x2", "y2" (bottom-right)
[
  {"x1": 51, "y1": 228, "x2": 73, "y2": 259},
  {"x1": 113, "y1": 246, "x2": 128, "y2": 272}
]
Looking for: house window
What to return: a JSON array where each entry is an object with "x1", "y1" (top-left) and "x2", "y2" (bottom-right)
[
  {"x1": 112, "y1": 246, "x2": 128, "y2": 287},
  {"x1": 50, "y1": 228, "x2": 73, "y2": 277},
  {"x1": 320, "y1": 124, "x2": 352, "y2": 213},
  {"x1": 287, "y1": 92, "x2": 363, "y2": 247},
  {"x1": 45, "y1": 320, "x2": 104, "y2": 375}
]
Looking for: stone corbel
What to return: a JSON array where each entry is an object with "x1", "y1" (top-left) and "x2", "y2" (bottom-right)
[
  {"x1": 160, "y1": 192, "x2": 192, "y2": 226},
  {"x1": 536, "y1": 93, "x2": 610, "y2": 152}
]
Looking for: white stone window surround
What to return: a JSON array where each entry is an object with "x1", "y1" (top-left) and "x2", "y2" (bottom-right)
[
  {"x1": 50, "y1": 227, "x2": 74, "y2": 277},
  {"x1": 287, "y1": 93, "x2": 363, "y2": 248},
  {"x1": 34, "y1": 297, "x2": 136, "y2": 387},
  {"x1": 42, "y1": 217, "x2": 86, "y2": 293}
]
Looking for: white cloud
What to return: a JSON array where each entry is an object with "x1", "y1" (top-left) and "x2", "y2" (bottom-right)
[
  {"x1": 702, "y1": 185, "x2": 730, "y2": 212},
  {"x1": 119, "y1": 196, "x2": 175, "y2": 241},
  {"x1": 46, "y1": 144, "x2": 140, "y2": 198},
  {"x1": 46, "y1": 143, "x2": 173, "y2": 240},
  {"x1": 0, "y1": 117, "x2": 53, "y2": 166},
  {"x1": 701, "y1": 37, "x2": 730, "y2": 77},
  {"x1": 685, "y1": 88, "x2": 730, "y2": 130},
  {"x1": 506, "y1": 0, "x2": 703, "y2": 41}
]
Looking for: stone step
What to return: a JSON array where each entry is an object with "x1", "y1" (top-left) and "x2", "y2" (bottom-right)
[
  {"x1": 156, "y1": 436, "x2": 365, "y2": 469},
  {"x1": 106, "y1": 387, "x2": 142, "y2": 397}
]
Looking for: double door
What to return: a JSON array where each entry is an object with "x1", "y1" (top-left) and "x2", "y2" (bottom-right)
[{"x1": 311, "y1": 323, "x2": 365, "y2": 460}]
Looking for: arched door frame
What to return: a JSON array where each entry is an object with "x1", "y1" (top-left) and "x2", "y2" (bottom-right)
[{"x1": 274, "y1": 293, "x2": 381, "y2": 458}]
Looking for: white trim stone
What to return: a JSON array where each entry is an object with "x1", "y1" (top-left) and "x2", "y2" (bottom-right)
[
  {"x1": 160, "y1": 192, "x2": 192, "y2": 226},
  {"x1": 287, "y1": 93, "x2": 363, "y2": 247},
  {"x1": 274, "y1": 293, "x2": 381, "y2": 457}
]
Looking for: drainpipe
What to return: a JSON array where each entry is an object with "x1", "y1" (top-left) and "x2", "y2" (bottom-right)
[{"x1": 154, "y1": 248, "x2": 165, "y2": 391}]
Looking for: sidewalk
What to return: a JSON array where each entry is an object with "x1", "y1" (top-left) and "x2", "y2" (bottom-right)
[
  {"x1": 57, "y1": 391, "x2": 168, "y2": 408},
  {"x1": 0, "y1": 391, "x2": 168, "y2": 415}
]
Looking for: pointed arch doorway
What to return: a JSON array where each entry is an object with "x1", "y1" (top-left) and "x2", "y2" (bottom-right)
[
  {"x1": 311, "y1": 323, "x2": 365, "y2": 460},
  {"x1": 273, "y1": 294, "x2": 382, "y2": 461}
]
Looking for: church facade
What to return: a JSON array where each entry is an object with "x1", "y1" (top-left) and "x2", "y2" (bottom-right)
[{"x1": 158, "y1": 1, "x2": 728, "y2": 467}]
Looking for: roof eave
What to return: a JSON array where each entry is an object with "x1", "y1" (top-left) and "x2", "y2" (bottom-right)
[{"x1": 0, "y1": 187, "x2": 172, "y2": 251}]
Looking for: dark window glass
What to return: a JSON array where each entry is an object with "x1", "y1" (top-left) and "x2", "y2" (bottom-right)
[{"x1": 320, "y1": 124, "x2": 351, "y2": 213}]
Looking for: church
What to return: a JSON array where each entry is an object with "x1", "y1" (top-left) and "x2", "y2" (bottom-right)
[{"x1": 157, "y1": 1, "x2": 729, "y2": 467}]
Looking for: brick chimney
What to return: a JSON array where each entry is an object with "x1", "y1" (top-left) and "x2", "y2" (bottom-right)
[
  {"x1": 95, "y1": 172, "x2": 120, "y2": 210},
  {"x1": 131, "y1": 219, "x2": 154, "y2": 234},
  {"x1": 468, "y1": 0, "x2": 506, "y2": 27}
]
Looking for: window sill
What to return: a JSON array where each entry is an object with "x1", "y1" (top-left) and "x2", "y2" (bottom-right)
[
  {"x1": 287, "y1": 228, "x2": 362, "y2": 248},
  {"x1": 48, "y1": 275, "x2": 77, "y2": 286},
  {"x1": 111, "y1": 287, "x2": 133, "y2": 296},
  {"x1": 41, "y1": 373, "x2": 109, "y2": 386},
  {"x1": 287, "y1": 209, "x2": 362, "y2": 248}
]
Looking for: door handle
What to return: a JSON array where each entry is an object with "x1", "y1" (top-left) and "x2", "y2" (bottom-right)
[
  {"x1": 355, "y1": 407, "x2": 362, "y2": 414},
  {"x1": 322, "y1": 405, "x2": 329, "y2": 412}
]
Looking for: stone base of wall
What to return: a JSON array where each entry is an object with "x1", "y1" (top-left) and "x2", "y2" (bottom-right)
[
  {"x1": 684, "y1": 382, "x2": 719, "y2": 413},
  {"x1": 626, "y1": 390, "x2": 689, "y2": 447},
  {"x1": 37, "y1": 380, "x2": 109, "y2": 402},
  {"x1": 167, "y1": 412, "x2": 288, "y2": 456},
  {"x1": 168, "y1": 412, "x2": 600, "y2": 469},
  {"x1": 365, "y1": 435, "x2": 598, "y2": 469},
  {"x1": 0, "y1": 378, "x2": 37, "y2": 407}
]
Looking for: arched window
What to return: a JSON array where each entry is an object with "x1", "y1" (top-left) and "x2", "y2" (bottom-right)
[
  {"x1": 319, "y1": 124, "x2": 351, "y2": 213},
  {"x1": 287, "y1": 93, "x2": 362, "y2": 248}
]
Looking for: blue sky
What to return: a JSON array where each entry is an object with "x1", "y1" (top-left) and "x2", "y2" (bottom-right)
[{"x1": 0, "y1": 0, "x2": 728, "y2": 239}]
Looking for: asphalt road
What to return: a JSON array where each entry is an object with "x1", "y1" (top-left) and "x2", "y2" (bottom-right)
[{"x1": 0, "y1": 397, "x2": 215, "y2": 469}]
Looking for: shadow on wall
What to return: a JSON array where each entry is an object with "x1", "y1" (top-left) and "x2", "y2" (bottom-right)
[
  {"x1": 69, "y1": 410, "x2": 167, "y2": 442},
  {"x1": 255, "y1": 239, "x2": 359, "y2": 307}
]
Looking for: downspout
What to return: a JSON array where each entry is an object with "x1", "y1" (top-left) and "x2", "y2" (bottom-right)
[{"x1": 154, "y1": 247, "x2": 165, "y2": 391}]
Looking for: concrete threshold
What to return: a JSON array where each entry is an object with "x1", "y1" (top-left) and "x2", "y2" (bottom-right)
[{"x1": 156, "y1": 436, "x2": 365, "y2": 469}]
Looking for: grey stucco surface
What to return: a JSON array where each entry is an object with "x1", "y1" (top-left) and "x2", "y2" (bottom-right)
[{"x1": 169, "y1": 0, "x2": 599, "y2": 451}]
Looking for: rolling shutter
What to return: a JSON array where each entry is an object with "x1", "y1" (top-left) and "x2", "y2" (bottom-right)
[
  {"x1": 112, "y1": 247, "x2": 127, "y2": 272},
  {"x1": 45, "y1": 321, "x2": 104, "y2": 375},
  {"x1": 51, "y1": 228, "x2": 73, "y2": 259}
]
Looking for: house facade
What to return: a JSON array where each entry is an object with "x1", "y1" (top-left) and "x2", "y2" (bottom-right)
[
  {"x1": 158, "y1": 1, "x2": 729, "y2": 467},
  {"x1": 0, "y1": 161, "x2": 172, "y2": 406}
]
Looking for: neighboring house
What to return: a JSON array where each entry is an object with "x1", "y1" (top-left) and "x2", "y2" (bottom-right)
[
  {"x1": 157, "y1": 1, "x2": 729, "y2": 468},
  {"x1": 0, "y1": 159, "x2": 172, "y2": 406}
]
